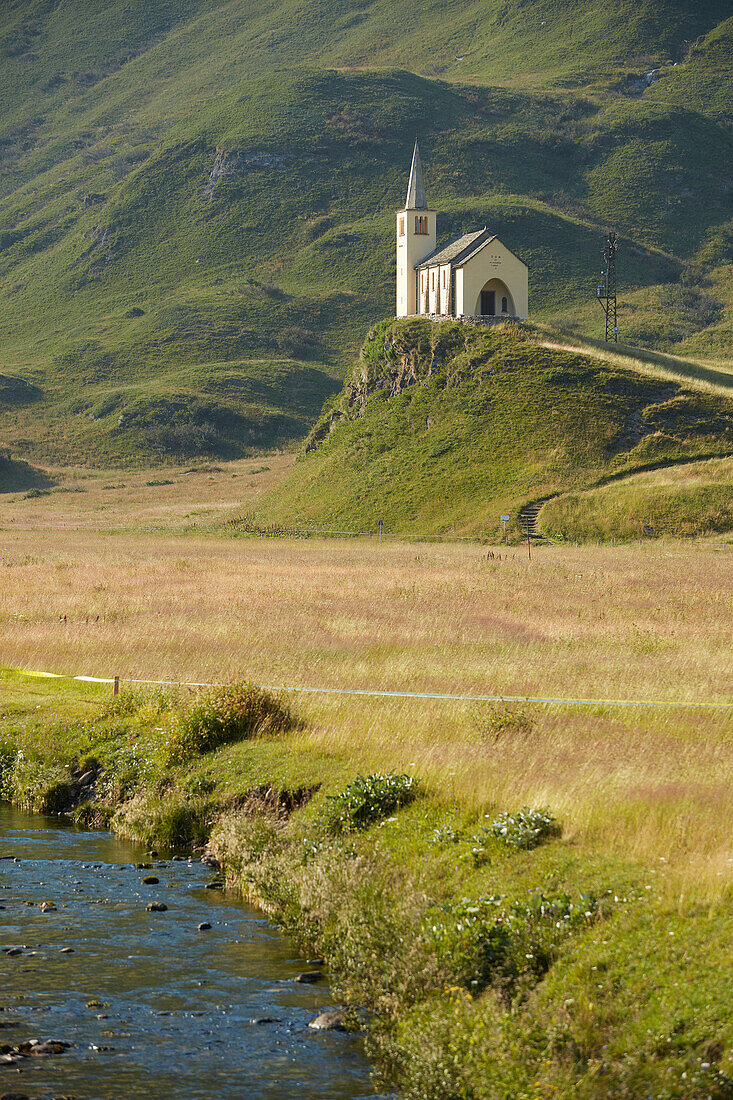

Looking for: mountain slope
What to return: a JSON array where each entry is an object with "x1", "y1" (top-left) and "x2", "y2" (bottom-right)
[
  {"x1": 247, "y1": 318, "x2": 733, "y2": 537},
  {"x1": 0, "y1": 2, "x2": 732, "y2": 463}
]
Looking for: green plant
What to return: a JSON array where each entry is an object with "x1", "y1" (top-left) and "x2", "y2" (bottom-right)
[
  {"x1": 428, "y1": 823, "x2": 460, "y2": 845},
  {"x1": 166, "y1": 683, "x2": 293, "y2": 764},
  {"x1": 488, "y1": 807, "x2": 562, "y2": 850},
  {"x1": 428, "y1": 890, "x2": 607, "y2": 994},
  {"x1": 323, "y1": 772, "x2": 420, "y2": 833},
  {"x1": 475, "y1": 706, "x2": 534, "y2": 742}
]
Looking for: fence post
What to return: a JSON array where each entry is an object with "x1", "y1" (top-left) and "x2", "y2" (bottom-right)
[{"x1": 113, "y1": 676, "x2": 119, "y2": 698}]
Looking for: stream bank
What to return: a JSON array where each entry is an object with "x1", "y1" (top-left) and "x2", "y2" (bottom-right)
[{"x1": 2, "y1": 678, "x2": 732, "y2": 1099}]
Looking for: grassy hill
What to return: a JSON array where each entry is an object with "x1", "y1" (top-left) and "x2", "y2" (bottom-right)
[
  {"x1": 246, "y1": 318, "x2": 733, "y2": 538},
  {"x1": 0, "y1": 1, "x2": 732, "y2": 463}
]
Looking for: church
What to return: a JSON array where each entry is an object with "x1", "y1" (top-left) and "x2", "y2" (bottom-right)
[{"x1": 396, "y1": 143, "x2": 528, "y2": 321}]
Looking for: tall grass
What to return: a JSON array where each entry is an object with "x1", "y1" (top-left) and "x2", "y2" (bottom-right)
[{"x1": 0, "y1": 530, "x2": 730, "y2": 891}]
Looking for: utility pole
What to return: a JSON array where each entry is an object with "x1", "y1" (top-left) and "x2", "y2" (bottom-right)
[{"x1": 595, "y1": 231, "x2": 618, "y2": 343}]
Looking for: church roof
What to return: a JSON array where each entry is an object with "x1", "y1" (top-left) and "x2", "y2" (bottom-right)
[
  {"x1": 405, "y1": 141, "x2": 427, "y2": 210},
  {"x1": 414, "y1": 228, "x2": 495, "y2": 270}
]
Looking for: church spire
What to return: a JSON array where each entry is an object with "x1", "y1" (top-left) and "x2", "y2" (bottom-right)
[{"x1": 405, "y1": 140, "x2": 427, "y2": 210}]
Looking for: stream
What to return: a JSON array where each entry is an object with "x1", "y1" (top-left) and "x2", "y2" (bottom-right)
[{"x1": 0, "y1": 804, "x2": 387, "y2": 1099}]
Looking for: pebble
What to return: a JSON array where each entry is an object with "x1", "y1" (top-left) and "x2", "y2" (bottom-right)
[
  {"x1": 135, "y1": 863, "x2": 151, "y2": 870},
  {"x1": 307, "y1": 958, "x2": 324, "y2": 966},
  {"x1": 147, "y1": 902, "x2": 168, "y2": 912},
  {"x1": 0, "y1": 1038, "x2": 71, "y2": 1063},
  {"x1": 39, "y1": 901, "x2": 57, "y2": 913},
  {"x1": 249, "y1": 1016, "x2": 280, "y2": 1025},
  {"x1": 60, "y1": 947, "x2": 74, "y2": 954},
  {"x1": 204, "y1": 881, "x2": 223, "y2": 890},
  {"x1": 294, "y1": 971, "x2": 323, "y2": 984},
  {"x1": 308, "y1": 1009, "x2": 347, "y2": 1031},
  {"x1": 30, "y1": 1039, "x2": 70, "y2": 1056},
  {"x1": 197, "y1": 922, "x2": 212, "y2": 932},
  {"x1": 142, "y1": 876, "x2": 159, "y2": 885},
  {"x1": 4, "y1": 948, "x2": 22, "y2": 957}
]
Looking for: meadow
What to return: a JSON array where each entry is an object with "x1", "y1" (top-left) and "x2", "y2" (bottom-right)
[
  {"x1": 2, "y1": 465, "x2": 732, "y2": 1095},
  {"x1": 1, "y1": 518, "x2": 731, "y2": 891}
]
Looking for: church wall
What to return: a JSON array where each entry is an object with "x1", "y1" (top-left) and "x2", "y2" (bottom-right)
[
  {"x1": 439, "y1": 264, "x2": 452, "y2": 315},
  {"x1": 458, "y1": 241, "x2": 528, "y2": 319},
  {"x1": 455, "y1": 268, "x2": 465, "y2": 317}
]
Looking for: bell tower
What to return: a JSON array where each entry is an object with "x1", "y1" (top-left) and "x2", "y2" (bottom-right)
[{"x1": 396, "y1": 142, "x2": 436, "y2": 317}]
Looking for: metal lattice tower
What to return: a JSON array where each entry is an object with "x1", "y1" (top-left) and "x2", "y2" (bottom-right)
[{"x1": 596, "y1": 231, "x2": 618, "y2": 343}]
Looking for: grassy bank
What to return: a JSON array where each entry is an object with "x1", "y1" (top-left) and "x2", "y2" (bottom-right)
[
  {"x1": 250, "y1": 319, "x2": 733, "y2": 538},
  {"x1": 1, "y1": 668, "x2": 732, "y2": 1098},
  {"x1": 540, "y1": 456, "x2": 733, "y2": 541}
]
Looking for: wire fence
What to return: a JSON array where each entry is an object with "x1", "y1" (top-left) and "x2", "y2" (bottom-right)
[{"x1": 12, "y1": 668, "x2": 733, "y2": 710}]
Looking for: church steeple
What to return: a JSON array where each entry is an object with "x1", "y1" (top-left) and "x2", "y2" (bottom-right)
[
  {"x1": 396, "y1": 143, "x2": 436, "y2": 316},
  {"x1": 405, "y1": 140, "x2": 427, "y2": 210}
]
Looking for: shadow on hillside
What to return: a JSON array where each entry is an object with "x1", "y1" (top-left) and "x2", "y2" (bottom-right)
[
  {"x1": 557, "y1": 331, "x2": 733, "y2": 393},
  {"x1": 0, "y1": 453, "x2": 54, "y2": 495},
  {"x1": 0, "y1": 374, "x2": 42, "y2": 406}
]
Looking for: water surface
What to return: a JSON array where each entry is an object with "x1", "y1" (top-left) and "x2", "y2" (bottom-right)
[{"x1": 0, "y1": 805, "x2": 384, "y2": 1099}]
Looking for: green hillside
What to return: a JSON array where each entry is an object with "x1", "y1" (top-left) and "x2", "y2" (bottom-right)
[
  {"x1": 0, "y1": 1, "x2": 732, "y2": 462},
  {"x1": 247, "y1": 318, "x2": 733, "y2": 538}
]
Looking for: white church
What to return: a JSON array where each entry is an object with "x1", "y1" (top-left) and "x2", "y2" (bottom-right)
[{"x1": 396, "y1": 143, "x2": 528, "y2": 321}]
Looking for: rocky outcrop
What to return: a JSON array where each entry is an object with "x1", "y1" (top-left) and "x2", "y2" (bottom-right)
[
  {"x1": 203, "y1": 148, "x2": 287, "y2": 197},
  {"x1": 304, "y1": 320, "x2": 476, "y2": 452}
]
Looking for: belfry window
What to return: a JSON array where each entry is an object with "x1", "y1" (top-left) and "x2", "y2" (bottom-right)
[{"x1": 399, "y1": 217, "x2": 405, "y2": 236}]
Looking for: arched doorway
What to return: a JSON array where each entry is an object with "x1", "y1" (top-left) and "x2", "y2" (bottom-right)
[{"x1": 476, "y1": 279, "x2": 514, "y2": 318}]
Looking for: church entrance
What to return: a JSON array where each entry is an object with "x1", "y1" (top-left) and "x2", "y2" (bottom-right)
[
  {"x1": 480, "y1": 289, "x2": 496, "y2": 316},
  {"x1": 476, "y1": 279, "x2": 514, "y2": 318}
]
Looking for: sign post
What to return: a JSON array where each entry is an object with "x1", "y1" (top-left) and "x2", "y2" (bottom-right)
[
  {"x1": 378, "y1": 519, "x2": 383, "y2": 543},
  {"x1": 500, "y1": 515, "x2": 510, "y2": 541}
]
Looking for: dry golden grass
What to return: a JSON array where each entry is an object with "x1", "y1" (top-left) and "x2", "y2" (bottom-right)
[
  {"x1": 0, "y1": 520, "x2": 731, "y2": 891},
  {"x1": 0, "y1": 454, "x2": 294, "y2": 531},
  {"x1": 535, "y1": 334, "x2": 733, "y2": 397}
]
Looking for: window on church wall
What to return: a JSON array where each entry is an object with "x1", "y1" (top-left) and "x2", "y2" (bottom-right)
[
  {"x1": 502, "y1": 296, "x2": 508, "y2": 313},
  {"x1": 442, "y1": 270, "x2": 446, "y2": 288},
  {"x1": 431, "y1": 271, "x2": 435, "y2": 290},
  {"x1": 399, "y1": 217, "x2": 405, "y2": 236}
]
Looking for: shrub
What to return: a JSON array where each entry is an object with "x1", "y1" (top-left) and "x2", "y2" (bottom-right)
[
  {"x1": 475, "y1": 706, "x2": 534, "y2": 742},
  {"x1": 322, "y1": 772, "x2": 420, "y2": 834},
  {"x1": 428, "y1": 890, "x2": 606, "y2": 994},
  {"x1": 488, "y1": 807, "x2": 561, "y2": 850},
  {"x1": 429, "y1": 823, "x2": 460, "y2": 845},
  {"x1": 166, "y1": 683, "x2": 293, "y2": 764}
]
